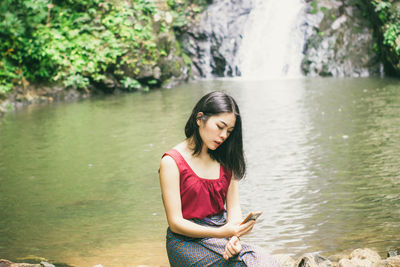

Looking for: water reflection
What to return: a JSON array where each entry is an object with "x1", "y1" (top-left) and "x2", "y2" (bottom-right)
[
  {"x1": 0, "y1": 78, "x2": 399, "y2": 265},
  {"x1": 295, "y1": 78, "x2": 400, "y2": 256},
  {"x1": 235, "y1": 79, "x2": 313, "y2": 253}
]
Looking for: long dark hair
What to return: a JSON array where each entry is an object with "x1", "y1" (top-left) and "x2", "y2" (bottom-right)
[{"x1": 185, "y1": 91, "x2": 246, "y2": 180}]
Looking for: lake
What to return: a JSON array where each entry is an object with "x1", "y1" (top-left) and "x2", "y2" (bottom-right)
[{"x1": 0, "y1": 77, "x2": 399, "y2": 266}]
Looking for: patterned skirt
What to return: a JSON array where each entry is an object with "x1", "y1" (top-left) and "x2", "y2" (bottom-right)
[{"x1": 166, "y1": 213, "x2": 281, "y2": 267}]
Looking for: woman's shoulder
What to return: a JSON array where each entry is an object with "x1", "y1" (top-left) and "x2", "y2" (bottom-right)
[
  {"x1": 160, "y1": 142, "x2": 191, "y2": 178},
  {"x1": 161, "y1": 141, "x2": 186, "y2": 164},
  {"x1": 160, "y1": 153, "x2": 178, "y2": 171},
  {"x1": 163, "y1": 141, "x2": 189, "y2": 157},
  {"x1": 160, "y1": 148, "x2": 180, "y2": 175},
  {"x1": 172, "y1": 141, "x2": 187, "y2": 153}
]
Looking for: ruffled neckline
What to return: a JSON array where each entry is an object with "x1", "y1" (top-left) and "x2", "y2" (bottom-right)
[{"x1": 171, "y1": 149, "x2": 223, "y2": 182}]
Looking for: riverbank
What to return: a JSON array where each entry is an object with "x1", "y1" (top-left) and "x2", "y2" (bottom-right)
[
  {"x1": 0, "y1": 83, "x2": 86, "y2": 117},
  {"x1": 0, "y1": 0, "x2": 209, "y2": 109},
  {"x1": 2, "y1": 247, "x2": 400, "y2": 267},
  {"x1": 0, "y1": 0, "x2": 211, "y2": 118}
]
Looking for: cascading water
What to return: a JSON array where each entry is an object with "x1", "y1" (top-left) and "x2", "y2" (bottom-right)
[
  {"x1": 236, "y1": 0, "x2": 307, "y2": 79},
  {"x1": 184, "y1": 0, "x2": 307, "y2": 79}
]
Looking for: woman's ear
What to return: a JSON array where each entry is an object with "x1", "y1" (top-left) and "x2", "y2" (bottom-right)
[{"x1": 196, "y1": 112, "x2": 204, "y2": 126}]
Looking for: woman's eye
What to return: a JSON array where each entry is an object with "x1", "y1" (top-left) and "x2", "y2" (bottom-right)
[{"x1": 217, "y1": 125, "x2": 223, "y2": 130}]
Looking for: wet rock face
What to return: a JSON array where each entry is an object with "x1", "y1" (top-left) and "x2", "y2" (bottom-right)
[
  {"x1": 301, "y1": 0, "x2": 382, "y2": 77},
  {"x1": 180, "y1": 0, "x2": 253, "y2": 78},
  {"x1": 183, "y1": 0, "x2": 382, "y2": 78}
]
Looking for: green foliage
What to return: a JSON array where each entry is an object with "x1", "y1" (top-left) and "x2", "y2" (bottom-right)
[
  {"x1": 147, "y1": 79, "x2": 158, "y2": 85},
  {"x1": 370, "y1": 0, "x2": 400, "y2": 57},
  {"x1": 121, "y1": 77, "x2": 141, "y2": 91},
  {"x1": 311, "y1": 0, "x2": 319, "y2": 14},
  {"x1": 64, "y1": 74, "x2": 90, "y2": 89},
  {"x1": 383, "y1": 23, "x2": 400, "y2": 54},
  {"x1": 166, "y1": 0, "x2": 210, "y2": 29},
  {"x1": 0, "y1": 0, "x2": 167, "y2": 93},
  {"x1": 372, "y1": 0, "x2": 391, "y2": 22},
  {"x1": 373, "y1": 42, "x2": 380, "y2": 53}
]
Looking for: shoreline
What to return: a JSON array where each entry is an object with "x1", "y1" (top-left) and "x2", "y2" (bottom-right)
[
  {"x1": 0, "y1": 83, "x2": 89, "y2": 117},
  {"x1": 0, "y1": 82, "x2": 159, "y2": 118},
  {"x1": 2, "y1": 247, "x2": 399, "y2": 267}
]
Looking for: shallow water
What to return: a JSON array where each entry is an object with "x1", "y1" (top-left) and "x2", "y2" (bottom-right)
[{"x1": 0, "y1": 77, "x2": 399, "y2": 266}]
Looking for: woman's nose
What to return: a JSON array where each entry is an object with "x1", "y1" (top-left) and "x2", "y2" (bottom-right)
[{"x1": 220, "y1": 130, "x2": 228, "y2": 140}]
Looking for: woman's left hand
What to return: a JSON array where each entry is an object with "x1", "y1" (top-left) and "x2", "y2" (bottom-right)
[{"x1": 223, "y1": 236, "x2": 242, "y2": 260}]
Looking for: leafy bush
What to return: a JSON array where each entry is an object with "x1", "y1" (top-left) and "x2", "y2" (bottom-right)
[
  {"x1": 166, "y1": 0, "x2": 210, "y2": 29},
  {"x1": 0, "y1": 0, "x2": 167, "y2": 94},
  {"x1": 383, "y1": 23, "x2": 400, "y2": 54},
  {"x1": 369, "y1": 0, "x2": 400, "y2": 73},
  {"x1": 121, "y1": 77, "x2": 141, "y2": 91}
]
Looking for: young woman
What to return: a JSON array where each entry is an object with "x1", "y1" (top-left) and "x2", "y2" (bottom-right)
[{"x1": 159, "y1": 91, "x2": 280, "y2": 266}]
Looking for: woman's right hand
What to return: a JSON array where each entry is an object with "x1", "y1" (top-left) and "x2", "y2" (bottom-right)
[
  {"x1": 220, "y1": 220, "x2": 256, "y2": 238},
  {"x1": 223, "y1": 236, "x2": 242, "y2": 260}
]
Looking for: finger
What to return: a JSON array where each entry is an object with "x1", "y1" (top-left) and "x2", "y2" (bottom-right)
[
  {"x1": 232, "y1": 240, "x2": 242, "y2": 253},
  {"x1": 240, "y1": 220, "x2": 255, "y2": 231},
  {"x1": 224, "y1": 249, "x2": 232, "y2": 260},
  {"x1": 238, "y1": 221, "x2": 256, "y2": 235},
  {"x1": 226, "y1": 243, "x2": 236, "y2": 258},
  {"x1": 230, "y1": 238, "x2": 241, "y2": 253},
  {"x1": 243, "y1": 226, "x2": 254, "y2": 236},
  {"x1": 237, "y1": 227, "x2": 249, "y2": 237},
  {"x1": 224, "y1": 242, "x2": 232, "y2": 259},
  {"x1": 223, "y1": 251, "x2": 229, "y2": 260},
  {"x1": 245, "y1": 220, "x2": 256, "y2": 227},
  {"x1": 227, "y1": 243, "x2": 238, "y2": 258}
]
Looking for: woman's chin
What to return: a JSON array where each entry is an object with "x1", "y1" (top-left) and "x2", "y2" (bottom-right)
[{"x1": 208, "y1": 144, "x2": 220, "y2": 150}]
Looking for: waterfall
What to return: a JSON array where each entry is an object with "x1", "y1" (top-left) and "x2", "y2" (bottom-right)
[
  {"x1": 184, "y1": 0, "x2": 380, "y2": 79},
  {"x1": 236, "y1": 0, "x2": 307, "y2": 79},
  {"x1": 184, "y1": 0, "x2": 307, "y2": 79}
]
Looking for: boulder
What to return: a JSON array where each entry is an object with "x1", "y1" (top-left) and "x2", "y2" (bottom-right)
[
  {"x1": 339, "y1": 248, "x2": 381, "y2": 267},
  {"x1": 381, "y1": 255, "x2": 400, "y2": 267},
  {"x1": 274, "y1": 254, "x2": 296, "y2": 267},
  {"x1": 0, "y1": 259, "x2": 40, "y2": 267},
  {"x1": 295, "y1": 253, "x2": 332, "y2": 267},
  {"x1": 338, "y1": 258, "x2": 357, "y2": 267}
]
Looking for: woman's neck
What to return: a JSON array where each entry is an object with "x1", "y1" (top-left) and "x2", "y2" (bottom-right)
[{"x1": 185, "y1": 138, "x2": 210, "y2": 160}]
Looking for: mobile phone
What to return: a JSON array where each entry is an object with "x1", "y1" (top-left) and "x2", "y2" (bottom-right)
[{"x1": 240, "y1": 211, "x2": 262, "y2": 225}]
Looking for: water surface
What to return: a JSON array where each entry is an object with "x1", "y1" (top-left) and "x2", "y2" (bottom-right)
[{"x1": 0, "y1": 77, "x2": 399, "y2": 266}]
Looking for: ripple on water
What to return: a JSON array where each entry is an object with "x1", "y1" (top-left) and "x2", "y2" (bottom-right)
[{"x1": 1, "y1": 79, "x2": 400, "y2": 263}]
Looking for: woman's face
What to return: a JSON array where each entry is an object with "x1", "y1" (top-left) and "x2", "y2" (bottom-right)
[{"x1": 197, "y1": 112, "x2": 236, "y2": 150}]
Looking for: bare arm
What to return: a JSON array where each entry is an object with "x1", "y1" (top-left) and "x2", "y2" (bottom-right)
[
  {"x1": 159, "y1": 155, "x2": 237, "y2": 238},
  {"x1": 224, "y1": 176, "x2": 255, "y2": 259},
  {"x1": 226, "y1": 177, "x2": 243, "y2": 224},
  {"x1": 226, "y1": 175, "x2": 255, "y2": 236}
]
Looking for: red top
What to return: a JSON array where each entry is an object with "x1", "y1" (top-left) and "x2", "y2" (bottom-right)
[{"x1": 162, "y1": 149, "x2": 232, "y2": 220}]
